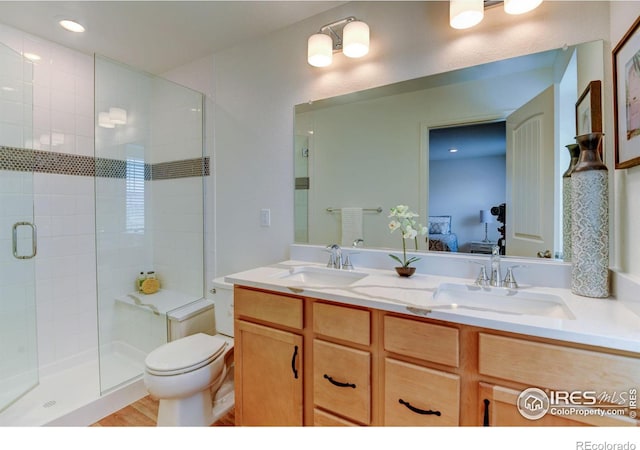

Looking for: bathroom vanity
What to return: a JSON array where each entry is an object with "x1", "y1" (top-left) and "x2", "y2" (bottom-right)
[{"x1": 227, "y1": 260, "x2": 640, "y2": 427}]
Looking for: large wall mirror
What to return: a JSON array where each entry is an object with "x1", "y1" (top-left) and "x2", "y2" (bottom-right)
[{"x1": 294, "y1": 40, "x2": 604, "y2": 260}]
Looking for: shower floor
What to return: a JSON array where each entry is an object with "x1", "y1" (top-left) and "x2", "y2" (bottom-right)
[{"x1": 0, "y1": 348, "x2": 147, "y2": 426}]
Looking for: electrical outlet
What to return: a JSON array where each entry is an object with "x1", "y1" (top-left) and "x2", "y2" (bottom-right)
[{"x1": 260, "y1": 209, "x2": 271, "y2": 227}]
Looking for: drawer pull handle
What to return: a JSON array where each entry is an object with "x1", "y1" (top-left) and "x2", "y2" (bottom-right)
[
  {"x1": 483, "y1": 399, "x2": 490, "y2": 426},
  {"x1": 291, "y1": 345, "x2": 299, "y2": 379},
  {"x1": 324, "y1": 374, "x2": 356, "y2": 389},
  {"x1": 399, "y1": 399, "x2": 441, "y2": 416}
]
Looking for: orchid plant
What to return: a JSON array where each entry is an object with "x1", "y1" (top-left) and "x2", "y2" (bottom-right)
[{"x1": 388, "y1": 205, "x2": 428, "y2": 268}]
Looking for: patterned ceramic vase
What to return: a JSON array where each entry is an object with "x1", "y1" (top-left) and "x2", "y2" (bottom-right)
[
  {"x1": 571, "y1": 132, "x2": 609, "y2": 298},
  {"x1": 562, "y1": 144, "x2": 580, "y2": 262}
]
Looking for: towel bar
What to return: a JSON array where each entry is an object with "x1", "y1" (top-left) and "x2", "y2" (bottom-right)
[{"x1": 326, "y1": 207, "x2": 382, "y2": 213}]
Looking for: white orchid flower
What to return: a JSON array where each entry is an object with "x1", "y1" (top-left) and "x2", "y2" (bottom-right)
[
  {"x1": 403, "y1": 227, "x2": 417, "y2": 239},
  {"x1": 388, "y1": 220, "x2": 401, "y2": 232}
]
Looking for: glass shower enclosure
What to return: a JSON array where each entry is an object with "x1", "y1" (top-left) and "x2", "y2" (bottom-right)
[
  {"x1": 0, "y1": 43, "x2": 38, "y2": 412},
  {"x1": 94, "y1": 56, "x2": 205, "y2": 394}
]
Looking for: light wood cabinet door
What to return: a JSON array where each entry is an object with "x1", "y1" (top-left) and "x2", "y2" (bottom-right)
[
  {"x1": 235, "y1": 320, "x2": 303, "y2": 426},
  {"x1": 313, "y1": 339, "x2": 371, "y2": 425},
  {"x1": 479, "y1": 383, "x2": 639, "y2": 427},
  {"x1": 384, "y1": 358, "x2": 460, "y2": 426}
]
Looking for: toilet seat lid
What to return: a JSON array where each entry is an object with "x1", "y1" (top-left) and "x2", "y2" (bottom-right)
[{"x1": 145, "y1": 333, "x2": 227, "y2": 374}]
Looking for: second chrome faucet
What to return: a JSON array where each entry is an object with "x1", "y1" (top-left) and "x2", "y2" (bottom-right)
[
  {"x1": 325, "y1": 243, "x2": 358, "y2": 270},
  {"x1": 476, "y1": 245, "x2": 523, "y2": 288}
]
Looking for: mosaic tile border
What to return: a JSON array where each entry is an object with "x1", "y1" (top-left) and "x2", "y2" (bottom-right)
[{"x1": 0, "y1": 146, "x2": 209, "y2": 180}]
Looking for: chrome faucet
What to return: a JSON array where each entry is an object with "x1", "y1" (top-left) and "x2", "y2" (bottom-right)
[
  {"x1": 490, "y1": 245, "x2": 502, "y2": 287},
  {"x1": 325, "y1": 244, "x2": 358, "y2": 270},
  {"x1": 325, "y1": 244, "x2": 343, "y2": 269},
  {"x1": 473, "y1": 246, "x2": 524, "y2": 289}
]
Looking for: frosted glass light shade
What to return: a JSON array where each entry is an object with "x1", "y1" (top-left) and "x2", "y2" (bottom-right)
[
  {"x1": 450, "y1": 0, "x2": 484, "y2": 29},
  {"x1": 343, "y1": 21, "x2": 369, "y2": 58},
  {"x1": 480, "y1": 210, "x2": 495, "y2": 224},
  {"x1": 98, "y1": 112, "x2": 115, "y2": 128},
  {"x1": 308, "y1": 33, "x2": 333, "y2": 67},
  {"x1": 109, "y1": 107, "x2": 127, "y2": 125},
  {"x1": 504, "y1": 0, "x2": 543, "y2": 15}
]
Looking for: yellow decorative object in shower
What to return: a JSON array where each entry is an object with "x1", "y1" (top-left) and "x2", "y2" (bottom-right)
[{"x1": 141, "y1": 278, "x2": 160, "y2": 295}]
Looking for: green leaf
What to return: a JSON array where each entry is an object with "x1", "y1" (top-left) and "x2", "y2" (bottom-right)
[
  {"x1": 405, "y1": 256, "x2": 421, "y2": 265},
  {"x1": 388, "y1": 254, "x2": 404, "y2": 265}
]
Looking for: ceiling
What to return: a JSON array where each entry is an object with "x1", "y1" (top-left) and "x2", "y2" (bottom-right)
[
  {"x1": 429, "y1": 121, "x2": 506, "y2": 161},
  {"x1": 0, "y1": 1, "x2": 346, "y2": 74}
]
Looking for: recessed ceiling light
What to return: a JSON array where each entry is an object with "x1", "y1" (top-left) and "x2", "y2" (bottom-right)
[
  {"x1": 449, "y1": 148, "x2": 459, "y2": 153},
  {"x1": 59, "y1": 19, "x2": 85, "y2": 33}
]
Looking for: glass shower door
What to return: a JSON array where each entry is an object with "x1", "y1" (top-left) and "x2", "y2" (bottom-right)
[{"x1": 0, "y1": 43, "x2": 38, "y2": 412}]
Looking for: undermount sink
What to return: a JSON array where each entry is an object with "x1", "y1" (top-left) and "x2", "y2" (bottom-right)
[
  {"x1": 432, "y1": 283, "x2": 575, "y2": 320},
  {"x1": 273, "y1": 266, "x2": 368, "y2": 287}
]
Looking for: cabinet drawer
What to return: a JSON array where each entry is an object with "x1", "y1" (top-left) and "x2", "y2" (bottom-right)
[
  {"x1": 384, "y1": 358, "x2": 460, "y2": 426},
  {"x1": 313, "y1": 302, "x2": 370, "y2": 345},
  {"x1": 234, "y1": 287, "x2": 303, "y2": 329},
  {"x1": 313, "y1": 339, "x2": 371, "y2": 425},
  {"x1": 479, "y1": 333, "x2": 640, "y2": 393},
  {"x1": 313, "y1": 408, "x2": 360, "y2": 426},
  {"x1": 384, "y1": 315, "x2": 459, "y2": 367}
]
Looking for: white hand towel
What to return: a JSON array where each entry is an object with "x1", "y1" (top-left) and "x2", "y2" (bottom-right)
[{"x1": 341, "y1": 207, "x2": 363, "y2": 247}]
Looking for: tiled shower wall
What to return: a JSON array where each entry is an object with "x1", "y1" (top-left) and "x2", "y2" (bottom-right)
[
  {"x1": 0, "y1": 24, "x2": 98, "y2": 370},
  {"x1": 1, "y1": 23, "x2": 207, "y2": 375}
]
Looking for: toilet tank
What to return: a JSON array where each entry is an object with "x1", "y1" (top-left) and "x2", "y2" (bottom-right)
[
  {"x1": 167, "y1": 298, "x2": 216, "y2": 341},
  {"x1": 212, "y1": 277, "x2": 234, "y2": 337}
]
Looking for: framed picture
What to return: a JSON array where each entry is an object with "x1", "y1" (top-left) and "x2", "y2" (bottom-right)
[
  {"x1": 575, "y1": 80, "x2": 602, "y2": 135},
  {"x1": 613, "y1": 16, "x2": 640, "y2": 169}
]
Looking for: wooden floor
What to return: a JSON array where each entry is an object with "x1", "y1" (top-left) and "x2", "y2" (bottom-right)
[{"x1": 91, "y1": 395, "x2": 235, "y2": 427}]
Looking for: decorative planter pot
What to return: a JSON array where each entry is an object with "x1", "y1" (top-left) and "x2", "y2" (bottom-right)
[
  {"x1": 395, "y1": 267, "x2": 416, "y2": 278},
  {"x1": 562, "y1": 143, "x2": 580, "y2": 262},
  {"x1": 571, "y1": 132, "x2": 609, "y2": 298}
]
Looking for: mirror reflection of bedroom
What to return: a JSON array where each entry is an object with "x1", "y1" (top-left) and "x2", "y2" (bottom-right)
[{"x1": 428, "y1": 121, "x2": 506, "y2": 255}]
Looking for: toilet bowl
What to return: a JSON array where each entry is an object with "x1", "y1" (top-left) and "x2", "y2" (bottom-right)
[{"x1": 144, "y1": 332, "x2": 232, "y2": 426}]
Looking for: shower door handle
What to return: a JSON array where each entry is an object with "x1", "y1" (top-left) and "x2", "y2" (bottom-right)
[{"x1": 12, "y1": 222, "x2": 37, "y2": 259}]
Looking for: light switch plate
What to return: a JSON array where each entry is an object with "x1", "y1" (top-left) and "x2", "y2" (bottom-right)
[{"x1": 260, "y1": 208, "x2": 271, "y2": 227}]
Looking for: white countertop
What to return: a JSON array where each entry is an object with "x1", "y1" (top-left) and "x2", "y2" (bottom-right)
[{"x1": 225, "y1": 260, "x2": 640, "y2": 353}]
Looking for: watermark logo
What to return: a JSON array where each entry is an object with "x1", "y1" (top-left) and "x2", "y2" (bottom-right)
[
  {"x1": 517, "y1": 387, "x2": 637, "y2": 420},
  {"x1": 517, "y1": 387, "x2": 550, "y2": 420}
]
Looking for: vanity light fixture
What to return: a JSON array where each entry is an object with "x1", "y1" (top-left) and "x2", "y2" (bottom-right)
[
  {"x1": 307, "y1": 16, "x2": 369, "y2": 67},
  {"x1": 59, "y1": 19, "x2": 85, "y2": 33},
  {"x1": 504, "y1": 0, "x2": 543, "y2": 15},
  {"x1": 450, "y1": 0, "x2": 484, "y2": 30},
  {"x1": 450, "y1": 0, "x2": 543, "y2": 29}
]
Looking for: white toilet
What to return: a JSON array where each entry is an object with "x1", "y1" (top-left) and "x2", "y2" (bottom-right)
[{"x1": 143, "y1": 278, "x2": 235, "y2": 426}]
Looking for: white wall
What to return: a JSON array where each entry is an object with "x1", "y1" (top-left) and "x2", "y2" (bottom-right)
[
  {"x1": 430, "y1": 155, "x2": 506, "y2": 251},
  {"x1": 208, "y1": 1, "x2": 617, "y2": 276},
  {"x1": 610, "y1": 2, "x2": 640, "y2": 278}
]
